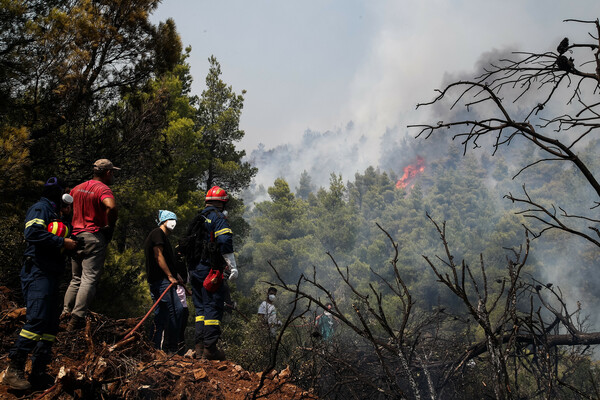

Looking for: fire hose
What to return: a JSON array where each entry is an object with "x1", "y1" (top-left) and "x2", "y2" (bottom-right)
[{"x1": 121, "y1": 281, "x2": 176, "y2": 342}]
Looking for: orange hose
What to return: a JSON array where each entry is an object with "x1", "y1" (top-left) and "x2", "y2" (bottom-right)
[{"x1": 122, "y1": 282, "x2": 176, "y2": 341}]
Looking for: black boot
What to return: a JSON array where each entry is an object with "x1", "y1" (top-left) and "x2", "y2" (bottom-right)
[
  {"x1": 203, "y1": 343, "x2": 225, "y2": 361},
  {"x1": 66, "y1": 314, "x2": 85, "y2": 331},
  {"x1": 29, "y1": 362, "x2": 55, "y2": 390},
  {"x1": 2, "y1": 353, "x2": 31, "y2": 390},
  {"x1": 194, "y1": 343, "x2": 205, "y2": 359}
]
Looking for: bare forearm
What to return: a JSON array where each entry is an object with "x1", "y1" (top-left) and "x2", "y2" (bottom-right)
[
  {"x1": 156, "y1": 252, "x2": 174, "y2": 279},
  {"x1": 106, "y1": 207, "x2": 118, "y2": 227}
]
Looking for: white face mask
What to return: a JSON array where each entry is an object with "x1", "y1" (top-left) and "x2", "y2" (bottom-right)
[
  {"x1": 268, "y1": 294, "x2": 276, "y2": 302},
  {"x1": 165, "y1": 220, "x2": 177, "y2": 231}
]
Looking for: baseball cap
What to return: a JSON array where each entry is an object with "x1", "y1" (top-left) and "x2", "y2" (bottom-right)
[{"x1": 93, "y1": 159, "x2": 121, "y2": 171}]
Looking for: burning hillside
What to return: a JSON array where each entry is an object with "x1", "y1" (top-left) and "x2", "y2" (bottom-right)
[
  {"x1": 0, "y1": 287, "x2": 315, "y2": 400},
  {"x1": 396, "y1": 156, "x2": 425, "y2": 189}
]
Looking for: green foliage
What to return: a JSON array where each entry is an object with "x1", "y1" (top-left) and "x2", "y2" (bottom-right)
[
  {"x1": 0, "y1": 126, "x2": 30, "y2": 198},
  {"x1": 96, "y1": 248, "x2": 150, "y2": 318},
  {"x1": 196, "y1": 56, "x2": 257, "y2": 192},
  {"x1": 295, "y1": 170, "x2": 315, "y2": 200},
  {"x1": 239, "y1": 146, "x2": 524, "y2": 316}
]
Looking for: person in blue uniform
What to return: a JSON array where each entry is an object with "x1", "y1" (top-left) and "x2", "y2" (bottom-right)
[
  {"x1": 187, "y1": 186, "x2": 238, "y2": 360},
  {"x1": 2, "y1": 178, "x2": 77, "y2": 390}
]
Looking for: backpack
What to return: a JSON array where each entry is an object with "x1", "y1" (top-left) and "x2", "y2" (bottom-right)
[{"x1": 179, "y1": 209, "x2": 223, "y2": 269}]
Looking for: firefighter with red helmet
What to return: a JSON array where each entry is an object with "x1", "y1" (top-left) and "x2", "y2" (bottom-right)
[
  {"x1": 2, "y1": 178, "x2": 77, "y2": 390},
  {"x1": 184, "y1": 186, "x2": 238, "y2": 360}
]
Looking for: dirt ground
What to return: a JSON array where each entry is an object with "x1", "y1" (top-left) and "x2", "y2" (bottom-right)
[{"x1": 0, "y1": 286, "x2": 316, "y2": 400}]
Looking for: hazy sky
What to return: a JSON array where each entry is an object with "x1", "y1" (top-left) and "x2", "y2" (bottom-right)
[{"x1": 151, "y1": 1, "x2": 600, "y2": 153}]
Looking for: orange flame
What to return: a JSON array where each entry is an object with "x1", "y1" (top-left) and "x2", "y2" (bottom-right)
[{"x1": 396, "y1": 156, "x2": 425, "y2": 189}]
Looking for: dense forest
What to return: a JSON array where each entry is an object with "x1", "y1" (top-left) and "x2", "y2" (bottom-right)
[{"x1": 1, "y1": 2, "x2": 600, "y2": 399}]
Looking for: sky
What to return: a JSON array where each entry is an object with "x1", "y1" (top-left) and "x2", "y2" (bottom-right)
[{"x1": 150, "y1": 1, "x2": 600, "y2": 155}]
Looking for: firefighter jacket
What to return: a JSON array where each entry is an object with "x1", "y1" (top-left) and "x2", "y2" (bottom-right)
[
  {"x1": 200, "y1": 206, "x2": 233, "y2": 265},
  {"x1": 23, "y1": 197, "x2": 66, "y2": 273}
]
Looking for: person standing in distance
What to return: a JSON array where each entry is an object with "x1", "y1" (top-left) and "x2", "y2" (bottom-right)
[
  {"x1": 63, "y1": 159, "x2": 119, "y2": 331},
  {"x1": 257, "y1": 287, "x2": 282, "y2": 337},
  {"x1": 187, "y1": 186, "x2": 238, "y2": 360}
]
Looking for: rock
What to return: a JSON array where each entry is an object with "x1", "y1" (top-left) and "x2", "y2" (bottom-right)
[
  {"x1": 239, "y1": 371, "x2": 251, "y2": 380},
  {"x1": 184, "y1": 349, "x2": 195, "y2": 358},
  {"x1": 192, "y1": 368, "x2": 207, "y2": 380},
  {"x1": 278, "y1": 365, "x2": 291, "y2": 381},
  {"x1": 155, "y1": 350, "x2": 168, "y2": 361}
]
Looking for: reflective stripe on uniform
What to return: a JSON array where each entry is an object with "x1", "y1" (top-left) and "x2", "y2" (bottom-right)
[
  {"x1": 19, "y1": 329, "x2": 43, "y2": 341},
  {"x1": 214, "y1": 228, "x2": 232, "y2": 237},
  {"x1": 195, "y1": 315, "x2": 205, "y2": 322},
  {"x1": 42, "y1": 333, "x2": 56, "y2": 342},
  {"x1": 25, "y1": 218, "x2": 47, "y2": 229},
  {"x1": 204, "y1": 319, "x2": 220, "y2": 326}
]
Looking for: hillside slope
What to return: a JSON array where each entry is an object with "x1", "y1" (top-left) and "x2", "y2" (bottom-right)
[{"x1": 0, "y1": 287, "x2": 315, "y2": 399}]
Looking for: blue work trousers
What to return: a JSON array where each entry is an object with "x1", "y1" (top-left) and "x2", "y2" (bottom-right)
[
  {"x1": 149, "y1": 278, "x2": 183, "y2": 353},
  {"x1": 10, "y1": 259, "x2": 61, "y2": 368},
  {"x1": 190, "y1": 264, "x2": 225, "y2": 347}
]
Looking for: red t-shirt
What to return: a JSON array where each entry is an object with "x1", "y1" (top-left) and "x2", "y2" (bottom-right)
[{"x1": 70, "y1": 180, "x2": 114, "y2": 235}]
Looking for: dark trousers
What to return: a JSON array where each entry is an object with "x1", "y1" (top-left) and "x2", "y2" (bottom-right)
[
  {"x1": 149, "y1": 278, "x2": 182, "y2": 352},
  {"x1": 10, "y1": 259, "x2": 61, "y2": 368},
  {"x1": 190, "y1": 264, "x2": 225, "y2": 347},
  {"x1": 178, "y1": 307, "x2": 189, "y2": 353}
]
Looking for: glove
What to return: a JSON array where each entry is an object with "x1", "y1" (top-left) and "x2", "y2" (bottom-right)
[
  {"x1": 223, "y1": 253, "x2": 238, "y2": 281},
  {"x1": 229, "y1": 268, "x2": 238, "y2": 281},
  {"x1": 99, "y1": 225, "x2": 114, "y2": 243}
]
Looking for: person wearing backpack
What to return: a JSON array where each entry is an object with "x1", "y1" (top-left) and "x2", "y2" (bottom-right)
[{"x1": 182, "y1": 186, "x2": 238, "y2": 360}]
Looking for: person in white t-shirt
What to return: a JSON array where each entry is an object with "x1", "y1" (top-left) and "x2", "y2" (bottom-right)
[{"x1": 257, "y1": 287, "x2": 281, "y2": 336}]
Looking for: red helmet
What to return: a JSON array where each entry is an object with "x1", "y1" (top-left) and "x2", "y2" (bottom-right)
[
  {"x1": 47, "y1": 221, "x2": 69, "y2": 237},
  {"x1": 205, "y1": 186, "x2": 229, "y2": 202}
]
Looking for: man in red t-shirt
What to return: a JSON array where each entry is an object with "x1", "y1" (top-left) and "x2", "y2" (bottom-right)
[{"x1": 63, "y1": 159, "x2": 119, "y2": 331}]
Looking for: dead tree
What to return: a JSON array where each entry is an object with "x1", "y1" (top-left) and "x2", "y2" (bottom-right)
[
  {"x1": 268, "y1": 223, "x2": 434, "y2": 399},
  {"x1": 408, "y1": 18, "x2": 600, "y2": 247},
  {"x1": 422, "y1": 213, "x2": 527, "y2": 400},
  {"x1": 268, "y1": 214, "x2": 600, "y2": 399},
  {"x1": 422, "y1": 213, "x2": 600, "y2": 399}
]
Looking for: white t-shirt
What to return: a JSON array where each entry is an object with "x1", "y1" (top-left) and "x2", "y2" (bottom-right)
[{"x1": 257, "y1": 301, "x2": 278, "y2": 326}]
